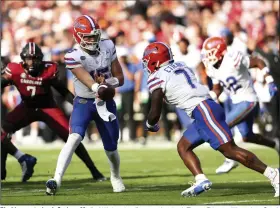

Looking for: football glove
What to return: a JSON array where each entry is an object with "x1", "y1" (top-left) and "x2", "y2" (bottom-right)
[{"x1": 145, "y1": 121, "x2": 160, "y2": 132}]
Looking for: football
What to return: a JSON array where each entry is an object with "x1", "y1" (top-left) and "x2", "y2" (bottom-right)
[{"x1": 97, "y1": 84, "x2": 115, "y2": 101}]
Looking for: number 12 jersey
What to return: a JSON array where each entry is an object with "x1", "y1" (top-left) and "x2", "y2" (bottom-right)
[{"x1": 206, "y1": 50, "x2": 257, "y2": 104}]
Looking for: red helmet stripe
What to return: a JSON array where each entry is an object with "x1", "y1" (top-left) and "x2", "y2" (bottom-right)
[{"x1": 83, "y1": 15, "x2": 95, "y2": 30}]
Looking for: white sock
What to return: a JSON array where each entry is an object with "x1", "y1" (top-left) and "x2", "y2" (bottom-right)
[
  {"x1": 54, "y1": 133, "x2": 82, "y2": 187},
  {"x1": 263, "y1": 167, "x2": 277, "y2": 181},
  {"x1": 195, "y1": 174, "x2": 207, "y2": 183},
  {"x1": 14, "y1": 150, "x2": 25, "y2": 160},
  {"x1": 105, "y1": 150, "x2": 120, "y2": 178}
]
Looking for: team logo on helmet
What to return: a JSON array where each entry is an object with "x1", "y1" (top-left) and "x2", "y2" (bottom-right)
[
  {"x1": 143, "y1": 47, "x2": 158, "y2": 57},
  {"x1": 74, "y1": 22, "x2": 87, "y2": 31}
]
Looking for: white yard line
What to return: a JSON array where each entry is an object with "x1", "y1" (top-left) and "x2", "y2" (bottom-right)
[{"x1": 204, "y1": 199, "x2": 277, "y2": 204}]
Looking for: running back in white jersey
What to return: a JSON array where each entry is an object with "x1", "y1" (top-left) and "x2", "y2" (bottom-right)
[
  {"x1": 64, "y1": 39, "x2": 117, "y2": 98},
  {"x1": 206, "y1": 50, "x2": 257, "y2": 104},
  {"x1": 147, "y1": 61, "x2": 210, "y2": 117}
]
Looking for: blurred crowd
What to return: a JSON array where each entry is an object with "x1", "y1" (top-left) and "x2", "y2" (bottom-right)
[{"x1": 1, "y1": 0, "x2": 279, "y2": 145}]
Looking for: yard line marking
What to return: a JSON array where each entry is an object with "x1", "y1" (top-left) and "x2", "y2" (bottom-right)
[{"x1": 204, "y1": 199, "x2": 276, "y2": 204}]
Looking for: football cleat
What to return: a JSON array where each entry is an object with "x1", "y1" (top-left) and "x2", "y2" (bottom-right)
[
  {"x1": 181, "y1": 180, "x2": 212, "y2": 197},
  {"x1": 46, "y1": 179, "x2": 58, "y2": 195},
  {"x1": 271, "y1": 168, "x2": 279, "y2": 197},
  {"x1": 215, "y1": 158, "x2": 239, "y2": 174},
  {"x1": 18, "y1": 154, "x2": 37, "y2": 182},
  {"x1": 111, "y1": 176, "x2": 125, "y2": 193}
]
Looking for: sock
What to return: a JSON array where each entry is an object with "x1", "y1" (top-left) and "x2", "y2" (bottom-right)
[
  {"x1": 263, "y1": 167, "x2": 277, "y2": 181},
  {"x1": 54, "y1": 133, "x2": 82, "y2": 187},
  {"x1": 195, "y1": 174, "x2": 207, "y2": 183},
  {"x1": 14, "y1": 150, "x2": 25, "y2": 160},
  {"x1": 105, "y1": 150, "x2": 120, "y2": 178}
]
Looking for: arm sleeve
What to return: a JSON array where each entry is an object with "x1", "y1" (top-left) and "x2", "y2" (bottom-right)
[{"x1": 64, "y1": 49, "x2": 83, "y2": 69}]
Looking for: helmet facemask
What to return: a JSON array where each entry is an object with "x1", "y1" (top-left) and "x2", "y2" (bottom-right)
[{"x1": 77, "y1": 29, "x2": 101, "y2": 51}]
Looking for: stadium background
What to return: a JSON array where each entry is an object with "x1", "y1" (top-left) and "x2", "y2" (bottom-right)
[
  {"x1": 1, "y1": 0, "x2": 280, "y2": 206},
  {"x1": 1, "y1": 0, "x2": 279, "y2": 147}
]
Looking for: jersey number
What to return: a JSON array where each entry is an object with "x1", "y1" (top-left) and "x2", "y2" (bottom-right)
[
  {"x1": 27, "y1": 86, "x2": 36, "y2": 96},
  {"x1": 175, "y1": 69, "x2": 196, "y2": 89},
  {"x1": 219, "y1": 76, "x2": 241, "y2": 93}
]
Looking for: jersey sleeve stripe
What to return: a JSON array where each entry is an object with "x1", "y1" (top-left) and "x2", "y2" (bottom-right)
[
  {"x1": 5, "y1": 70, "x2": 12, "y2": 76},
  {"x1": 147, "y1": 77, "x2": 159, "y2": 84},
  {"x1": 233, "y1": 52, "x2": 241, "y2": 62},
  {"x1": 234, "y1": 53, "x2": 242, "y2": 68},
  {"x1": 5, "y1": 67, "x2": 11, "y2": 72},
  {"x1": 66, "y1": 64, "x2": 83, "y2": 69},
  {"x1": 148, "y1": 80, "x2": 164, "y2": 90},
  {"x1": 65, "y1": 61, "x2": 81, "y2": 65},
  {"x1": 65, "y1": 57, "x2": 76, "y2": 61}
]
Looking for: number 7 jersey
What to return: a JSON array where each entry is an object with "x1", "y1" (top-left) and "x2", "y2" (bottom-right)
[
  {"x1": 147, "y1": 61, "x2": 210, "y2": 117},
  {"x1": 206, "y1": 50, "x2": 257, "y2": 104}
]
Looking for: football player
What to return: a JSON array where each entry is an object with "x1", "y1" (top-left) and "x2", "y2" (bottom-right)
[
  {"x1": 143, "y1": 42, "x2": 279, "y2": 197},
  {"x1": 200, "y1": 37, "x2": 279, "y2": 174},
  {"x1": 46, "y1": 15, "x2": 125, "y2": 195},
  {"x1": 1, "y1": 42, "x2": 105, "y2": 182}
]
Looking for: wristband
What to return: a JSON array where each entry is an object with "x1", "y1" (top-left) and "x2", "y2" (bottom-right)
[
  {"x1": 91, "y1": 83, "x2": 99, "y2": 92},
  {"x1": 261, "y1": 67, "x2": 270, "y2": 76},
  {"x1": 265, "y1": 75, "x2": 274, "y2": 84},
  {"x1": 146, "y1": 121, "x2": 155, "y2": 128}
]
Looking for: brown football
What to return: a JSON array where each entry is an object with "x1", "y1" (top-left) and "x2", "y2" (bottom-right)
[{"x1": 97, "y1": 84, "x2": 115, "y2": 101}]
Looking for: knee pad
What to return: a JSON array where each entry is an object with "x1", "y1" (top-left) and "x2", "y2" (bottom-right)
[{"x1": 67, "y1": 133, "x2": 83, "y2": 149}]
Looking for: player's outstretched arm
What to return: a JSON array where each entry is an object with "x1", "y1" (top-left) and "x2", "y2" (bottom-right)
[
  {"x1": 51, "y1": 78, "x2": 74, "y2": 105},
  {"x1": 147, "y1": 88, "x2": 164, "y2": 126},
  {"x1": 1, "y1": 73, "x2": 13, "y2": 90},
  {"x1": 111, "y1": 58, "x2": 124, "y2": 87}
]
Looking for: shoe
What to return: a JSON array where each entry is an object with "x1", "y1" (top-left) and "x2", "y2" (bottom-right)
[
  {"x1": 18, "y1": 154, "x2": 37, "y2": 182},
  {"x1": 111, "y1": 176, "x2": 125, "y2": 193},
  {"x1": 216, "y1": 159, "x2": 239, "y2": 174},
  {"x1": 181, "y1": 180, "x2": 212, "y2": 197},
  {"x1": 93, "y1": 173, "x2": 107, "y2": 182},
  {"x1": 91, "y1": 169, "x2": 107, "y2": 182},
  {"x1": 271, "y1": 168, "x2": 279, "y2": 197},
  {"x1": 46, "y1": 179, "x2": 58, "y2": 195}
]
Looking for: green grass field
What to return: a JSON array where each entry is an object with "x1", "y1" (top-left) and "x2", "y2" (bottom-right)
[{"x1": 1, "y1": 147, "x2": 279, "y2": 205}]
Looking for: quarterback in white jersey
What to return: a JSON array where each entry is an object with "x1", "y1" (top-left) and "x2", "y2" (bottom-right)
[
  {"x1": 201, "y1": 37, "x2": 279, "y2": 175},
  {"x1": 46, "y1": 15, "x2": 125, "y2": 195},
  {"x1": 143, "y1": 42, "x2": 279, "y2": 197}
]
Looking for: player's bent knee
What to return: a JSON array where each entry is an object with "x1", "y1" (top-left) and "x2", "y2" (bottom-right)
[{"x1": 67, "y1": 133, "x2": 83, "y2": 148}]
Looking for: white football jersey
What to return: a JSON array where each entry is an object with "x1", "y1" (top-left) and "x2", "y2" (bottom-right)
[
  {"x1": 147, "y1": 61, "x2": 210, "y2": 117},
  {"x1": 206, "y1": 50, "x2": 257, "y2": 104},
  {"x1": 65, "y1": 39, "x2": 117, "y2": 98}
]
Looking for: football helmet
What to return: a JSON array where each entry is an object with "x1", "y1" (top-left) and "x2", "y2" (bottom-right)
[
  {"x1": 142, "y1": 42, "x2": 174, "y2": 74},
  {"x1": 201, "y1": 37, "x2": 227, "y2": 67},
  {"x1": 73, "y1": 15, "x2": 101, "y2": 51},
  {"x1": 20, "y1": 42, "x2": 44, "y2": 77}
]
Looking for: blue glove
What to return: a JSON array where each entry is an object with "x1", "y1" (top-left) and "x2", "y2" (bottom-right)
[
  {"x1": 268, "y1": 82, "x2": 277, "y2": 97},
  {"x1": 145, "y1": 121, "x2": 160, "y2": 132}
]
